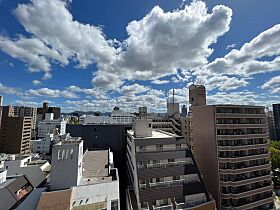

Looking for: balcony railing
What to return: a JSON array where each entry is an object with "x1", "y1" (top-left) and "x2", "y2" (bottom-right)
[
  {"x1": 146, "y1": 159, "x2": 193, "y2": 169},
  {"x1": 137, "y1": 145, "x2": 188, "y2": 153},
  {"x1": 152, "y1": 204, "x2": 173, "y2": 210},
  {"x1": 175, "y1": 198, "x2": 206, "y2": 209},
  {"x1": 140, "y1": 178, "x2": 200, "y2": 190}
]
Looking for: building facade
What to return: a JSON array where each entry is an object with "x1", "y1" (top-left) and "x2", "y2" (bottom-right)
[
  {"x1": 37, "y1": 113, "x2": 66, "y2": 138},
  {"x1": 191, "y1": 105, "x2": 274, "y2": 210},
  {"x1": 0, "y1": 106, "x2": 32, "y2": 154},
  {"x1": 267, "y1": 110, "x2": 276, "y2": 140},
  {"x1": 13, "y1": 106, "x2": 37, "y2": 130},
  {"x1": 126, "y1": 118, "x2": 216, "y2": 210},
  {"x1": 273, "y1": 104, "x2": 280, "y2": 140}
]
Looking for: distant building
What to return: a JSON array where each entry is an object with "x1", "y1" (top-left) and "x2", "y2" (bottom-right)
[
  {"x1": 37, "y1": 140, "x2": 120, "y2": 209},
  {"x1": 13, "y1": 106, "x2": 37, "y2": 130},
  {"x1": 80, "y1": 107, "x2": 134, "y2": 125},
  {"x1": 37, "y1": 113, "x2": 66, "y2": 138},
  {"x1": 181, "y1": 105, "x2": 187, "y2": 117},
  {"x1": 189, "y1": 84, "x2": 206, "y2": 107},
  {"x1": 267, "y1": 110, "x2": 276, "y2": 140},
  {"x1": 126, "y1": 117, "x2": 216, "y2": 210},
  {"x1": 0, "y1": 96, "x2": 3, "y2": 127},
  {"x1": 273, "y1": 103, "x2": 280, "y2": 140},
  {"x1": 0, "y1": 106, "x2": 32, "y2": 154},
  {"x1": 191, "y1": 104, "x2": 274, "y2": 209},
  {"x1": 37, "y1": 102, "x2": 61, "y2": 120}
]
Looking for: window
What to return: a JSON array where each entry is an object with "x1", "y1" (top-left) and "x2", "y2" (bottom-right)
[
  {"x1": 70, "y1": 149, "x2": 74, "y2": 159},
  {"x1": 156, "y1": 144, "x2": 163, "y2": 150},
  {"x1": 168, "y1": 158, "x2": 174, "y2": 163},
  {"x1": 176, "y1": 144, "x2": 181, "y2": 149},
  {"x1": 58, "y1": 150, "x2": 61, "y2": 160},
  {"x1": 111, "y1": 200, "x2": 118, "y2": 210},
  {"x1": 148, "y1": 124, "x2": 152, "y2": 128}
]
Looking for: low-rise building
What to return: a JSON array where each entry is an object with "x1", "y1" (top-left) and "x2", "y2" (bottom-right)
[
  {"x1": 37, "y1": 140, "x2": 120, "y2": 209},
  {"x1": 30, "y1": 134, "x2": 54, "y2": 154}
]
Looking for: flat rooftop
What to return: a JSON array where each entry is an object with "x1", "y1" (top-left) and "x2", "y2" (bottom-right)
[
  {"x1": 127, "y1": 129, "x2": 179, "y2": 139},
  {"x1": 80, "y1": 150, "x2": 112, "y2": 185}
]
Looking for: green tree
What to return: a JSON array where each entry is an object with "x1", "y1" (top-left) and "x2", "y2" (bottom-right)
[{"x1": 269, "y1": 141, "x2": 280, "y2": 169}]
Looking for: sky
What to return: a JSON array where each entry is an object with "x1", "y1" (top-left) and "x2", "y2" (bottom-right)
[{"x1": 0, "y1": 0, "x2": 279, "y2": 113}]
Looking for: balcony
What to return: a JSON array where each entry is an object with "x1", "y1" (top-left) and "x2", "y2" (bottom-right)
[
  {"x1": 218, "y1": 153, "x2": 270, "y2": 162},
  {"x1": 220, "y1": 173, "x2": 272, "y2": 187},
  {"x1": 146, "y1": 159, "x2": 193, "y2": 169},
  {"x1": 217, "y1": 133, "x2": 268, "y2": 140},
  {"x1": 141, "y1": 178, "x2": 200, "y2": 190},
  {"x1": 219, "y1": 162, "x2": 271, "y2": 174},
  {"x1": 216, "y1": 113, "x2": 266, "y2": 119},
  {"x1": 175, "y1": 198, "x2": 206, "y2": 209},
  {"x1": 152, "y1": 204, "x2": 173, "y2": 210},
  {"x1": 218, "y1": 142, "x2": 269, "y2": 151},
  {"x1": 220, "y1": 184, "x2": 273, "y2": 199},
  {"x1": 221, "y1": 195, "x2": 274, "y2": 210},
  {"x1": 217, "y1": 123, "x2": 267, "y2": 129}
]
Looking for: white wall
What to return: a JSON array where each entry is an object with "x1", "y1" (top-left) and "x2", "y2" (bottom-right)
[
  {"x1": 0, "y1": 170, "x2": 7, "y2": 184},
  {"x1": 50, "y1": 141, "x2": 83, "y2": 191},
  {"x1": 71, "y1": 180, "x2": 120, "y2": 210}
]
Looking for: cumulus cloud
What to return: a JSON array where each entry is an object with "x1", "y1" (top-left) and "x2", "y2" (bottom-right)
[
  {"x1": 196, "y1": 75, "x2": 248, "y2": 91},
  {"x1": 32, "y1": 80, "x2": 42, "y2": 86},
  {"x1": 93, "y1": 1, "x2": 232, "y2": 88},
  {"x1": 203, "y1": 24, "x2": 280, "y2": 76},
  {"x1": 120, "y1": 84, "x2": 149, "y2": 95},
  {"x1": 261, "y1": 75, "x2": 280, "y2": 94},
  {"x1": 26, "y1": 88, "x2": 79, "y2": 98},
  {"x1": 226, "y1": 43, "x2": 236, "y2": 50},
  {"x1": 0, "y1": 83, "x2": 21, "y2": 95}
]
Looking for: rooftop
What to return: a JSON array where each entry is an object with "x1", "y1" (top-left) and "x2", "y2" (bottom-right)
[
  {"x1": 80, "y1": 150, "x2": 112, "y2": 185},
  {"x1": 127, "y1": 129, "x2": 180, "y2": 139}
]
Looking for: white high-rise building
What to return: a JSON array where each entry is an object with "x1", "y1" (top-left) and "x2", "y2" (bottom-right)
[{"x1": 37, "y1": 113, "x2": 66, "y2": 138}]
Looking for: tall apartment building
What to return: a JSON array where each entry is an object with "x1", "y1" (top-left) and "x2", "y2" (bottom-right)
[
  {"x1": 37, "y1": 102, "x2": 61, "y2": 120},
  {"x1": 267, "y1": 110, "x2": 276, "y2": 140},
  {"x1": 0, "y1": 106, "x2": 32, "y2": 154},
  {"x1": 273, "y1": 104, "x2": 280, "y2": 140},
  {"x1": 189, "y1": 84, "x2": 206, "y2": 107},
  {"x1": 13, "y1": 106, "x2": 37, "y2": 129},
  {"x1": 191, "y1": 105, "x2": 274, "y2": 210},
  {"x1": 126, "y1": 117, "x2": 216, "y2": 210}
]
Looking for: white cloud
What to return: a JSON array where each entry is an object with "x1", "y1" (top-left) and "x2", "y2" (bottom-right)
[
  {"x1": 93, "y1": 1, "x2": 232, "y2": 89},
  {"x1": 32, "y1": 80, "x2": 42, "y2": 86},
  {"x1": 120, "y1": 84, "x2": 149, "y2": 96},
  {"x1": 0, "y1": 83, "x2": 21, "y2": 95},
  {"x1": 26, "y1": 88, "x2": 79, "y2": 98},
  {"x1": 203, "y1": 24, "x2": 280, "y2": 76},
  {"x1": 0, "y1": 36, "x2": 68, "y2": 79},
  {"x1": 261, "y1": 75, "x2": 280, "y2": 93},
  {"x1": 196, "y1": 75, "x2": 248, "y2": 91},
  {"x1": 151, "y1": 79, "x2": 170, "y2": 85},
  {"x1": 226, "y1": 43, "x2": 236, "y2": 50}
]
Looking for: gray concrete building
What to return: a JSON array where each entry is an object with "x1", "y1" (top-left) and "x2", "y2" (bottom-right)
[{"x1": 126, "y1": 117, "x2": 216, "y2": 210}]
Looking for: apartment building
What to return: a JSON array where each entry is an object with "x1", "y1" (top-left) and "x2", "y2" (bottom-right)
[
  {"x1": 37, "y1": 102, "x2": 61, "y2": 120},
  {"x1": 13, "y1": 106, "x2": 37, "y2": 130},
  {"x1": 126, "y1": 117, "x2": 216, "y2": 210},
  {"x1": 191, "y1": 104, "x2": 274, "y2": 210},
  {"x1": 273, "y1": 103, "x2": 280, "y2": 140},
  {"x1": 37, "y1": 113, "x2": 66, "y2": 138},
  {"x1": 0, "y1": 106, "x2": 32, "y2": 154},
  {"x1": 0, "y1": 96, "x2": 3, "y2": 127}
]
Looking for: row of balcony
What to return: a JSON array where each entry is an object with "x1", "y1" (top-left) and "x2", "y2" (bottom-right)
[
  {"x1": 221, "y1": 192, "x2": 273, "y2": 209},
  {"x1": 219, "y1": 161, "x2": 270, "y2": 173},
  {"x1": 139, "y1": 178, "x2": 200, "y2": 190},
  {"x1": 218, "y1": 139, "x2": 267, "y2": 147},
  {"x1": 137, "y1": 159, "x2": 193, "y2": 170},
  {"x1": 136, "y1": 145, "x2": 188, "y2": 153},
  {"x1": 218, "y1": 149, "x2": 269, "y2": 159},
  {"x1": 217, "y1": 129, "x2": 266, "y2": 136},
  {"x1": 220, "y1": 170, "x2": 271, "y2": 183},
  {"x1": 221, "y1": 181, "x2": 272, "y2": 195}
]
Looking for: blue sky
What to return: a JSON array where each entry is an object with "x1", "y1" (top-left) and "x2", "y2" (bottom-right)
[{"x1": 0, "y1": 0, "x2": 279, "y2": 112}]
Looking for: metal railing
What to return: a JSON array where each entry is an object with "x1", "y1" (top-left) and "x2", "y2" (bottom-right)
[{"x1": 146, "y1": 159, "x2": 193, "y2": 169}]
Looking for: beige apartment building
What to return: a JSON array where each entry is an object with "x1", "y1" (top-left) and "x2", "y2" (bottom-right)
[{"x1": 191, "y1": 104, "x2": 274, "y2": 210}]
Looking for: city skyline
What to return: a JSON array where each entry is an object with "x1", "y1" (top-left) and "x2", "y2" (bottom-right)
[{"x1": 0, "y1": 0, "x2": 280, "y2": 113}]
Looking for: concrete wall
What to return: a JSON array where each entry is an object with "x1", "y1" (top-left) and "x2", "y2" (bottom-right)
[
  {"x1": 192, "y1": 105, "x2": 219, "y2": 207},
  {"x1": 0, "y1": 188, "x2": 16, "y2": 210}
]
